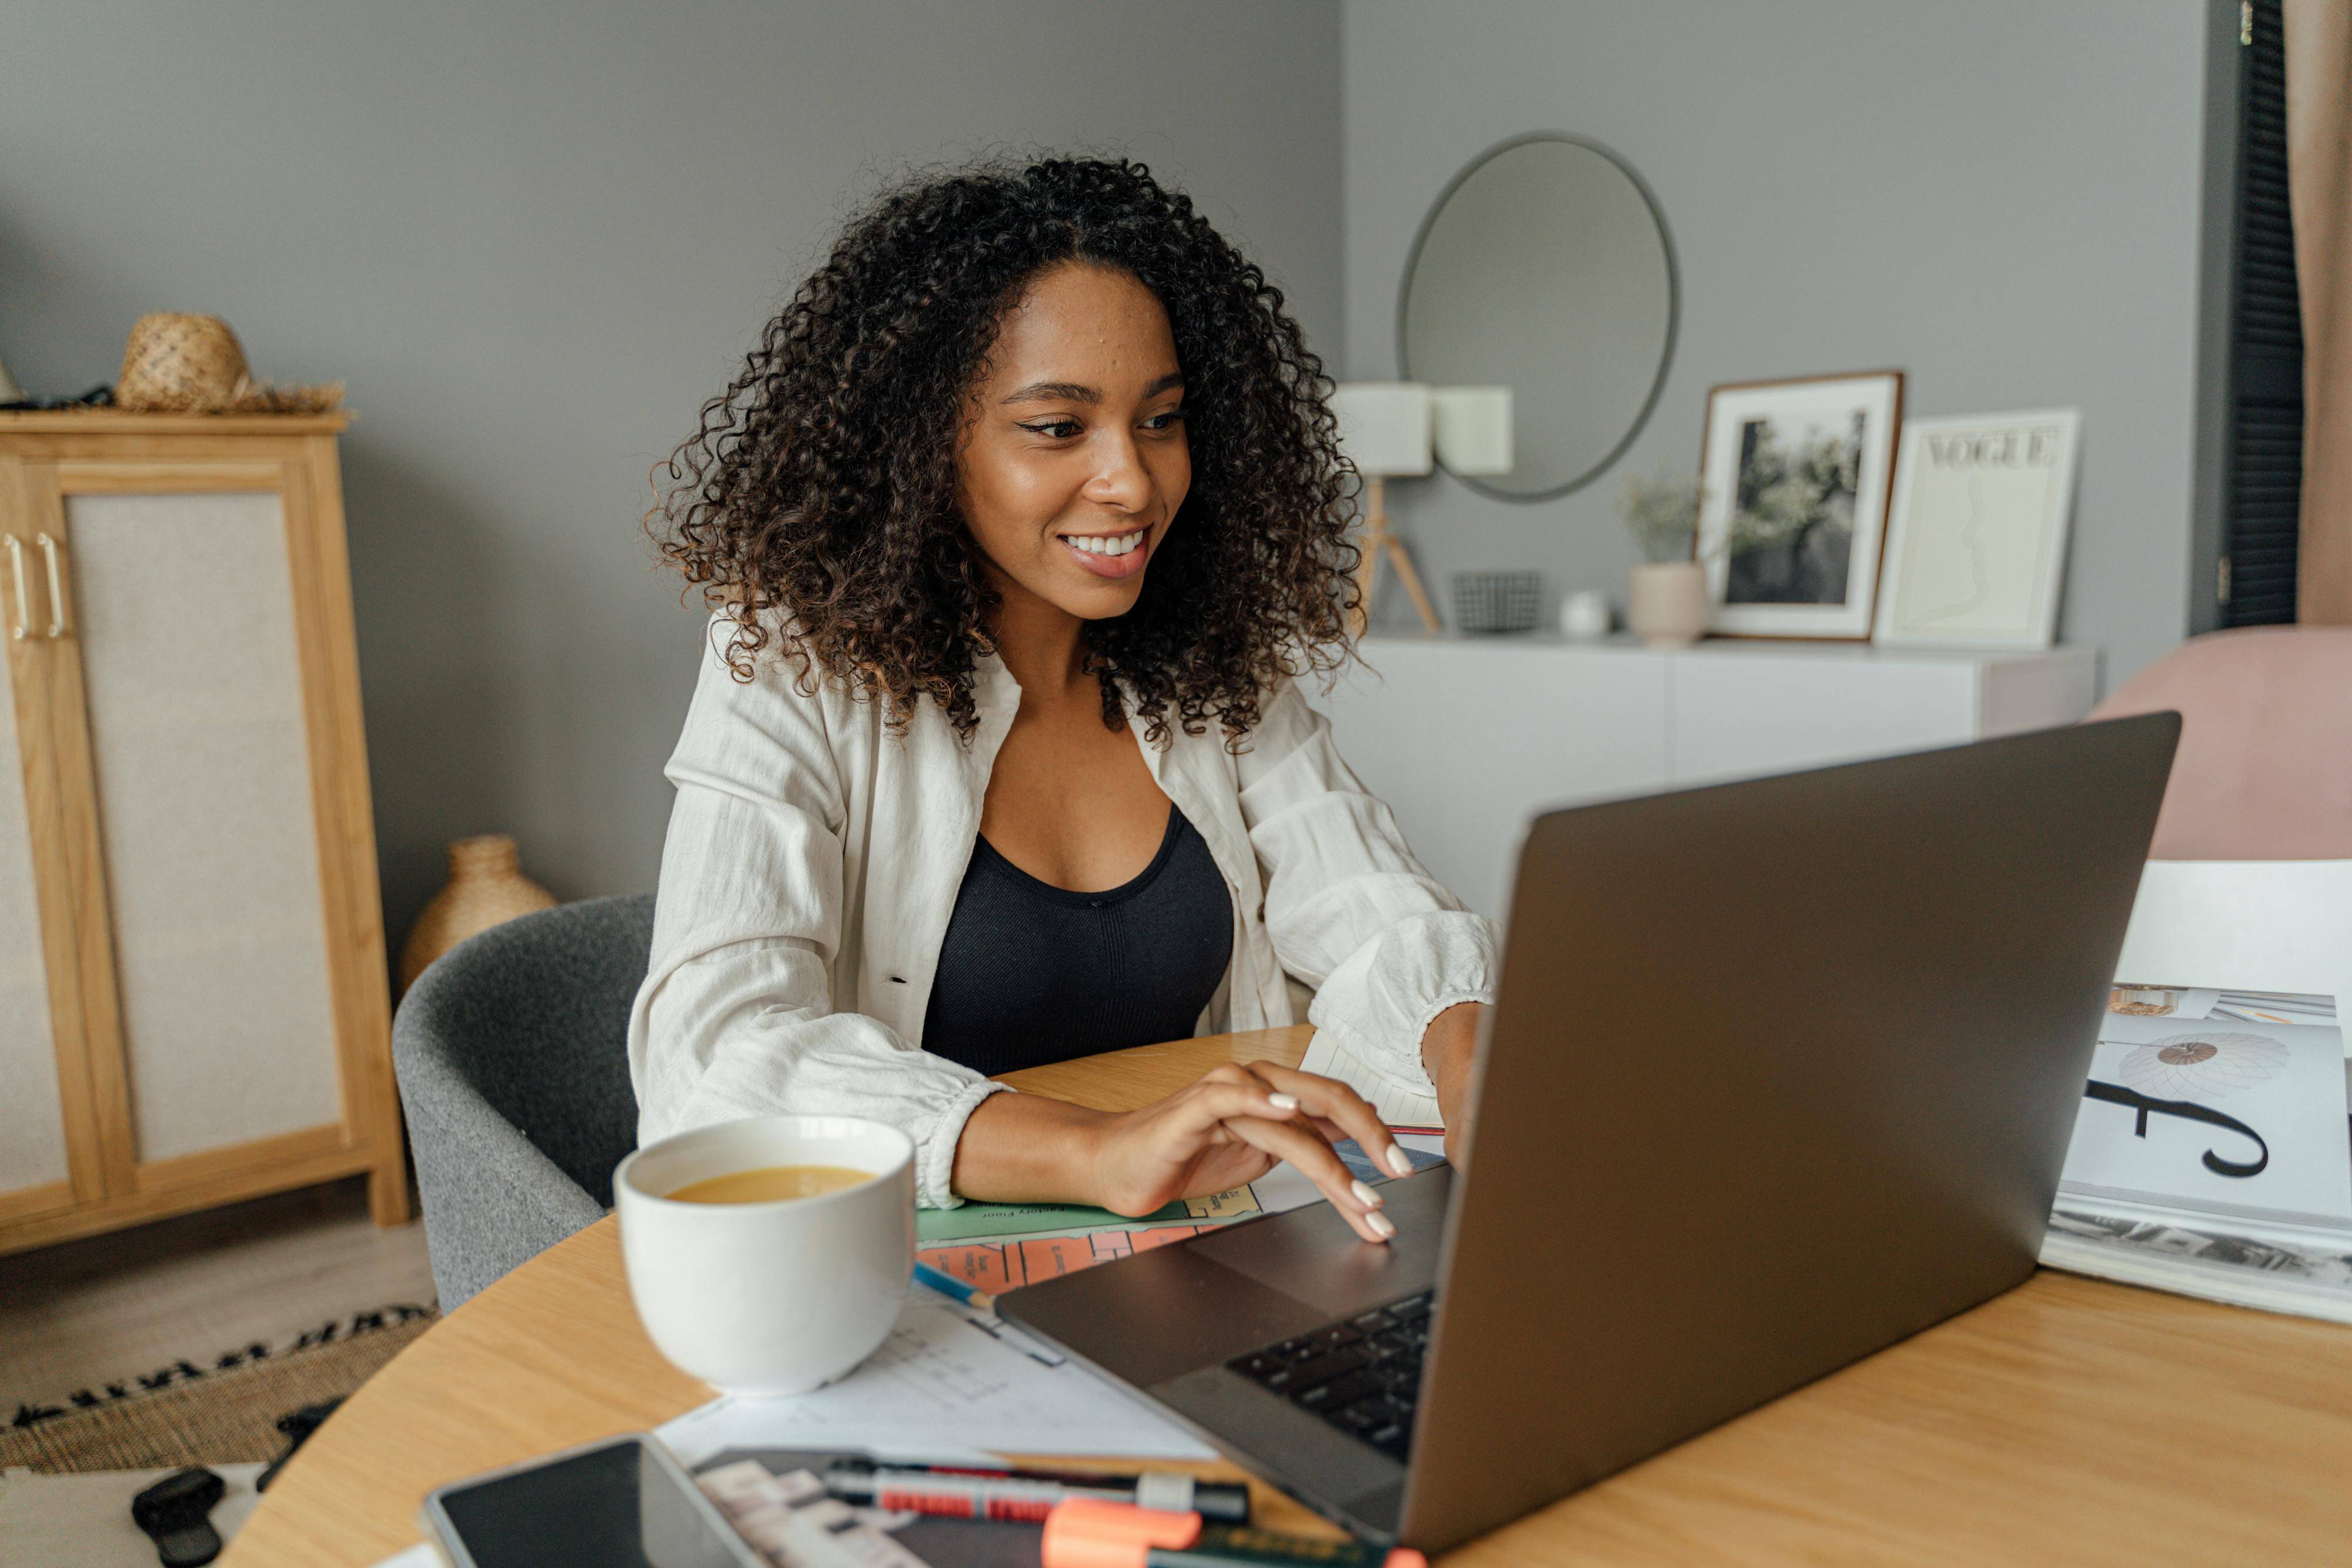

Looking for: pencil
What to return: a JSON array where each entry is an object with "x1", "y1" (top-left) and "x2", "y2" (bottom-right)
[{"x1": 913, "y1": 1259, "x2": 996, "y2": 1312}]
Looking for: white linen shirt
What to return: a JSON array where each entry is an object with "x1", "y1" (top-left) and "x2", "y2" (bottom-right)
[{"x1": 628, "y1": 615, "x2": 1500, "y2": 1209}]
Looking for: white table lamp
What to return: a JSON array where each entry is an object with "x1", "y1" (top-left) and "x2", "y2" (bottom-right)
[
  {"x1": 1432, "y1": 386, "x2": 1514, "y2": 476},
  {"x1": 1331, "y1": 382, "x2": 1441, "y2": 633}
]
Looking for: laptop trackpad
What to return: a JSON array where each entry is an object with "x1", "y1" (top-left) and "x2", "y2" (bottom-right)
[{"x1": 1191, "y1": 1165, "x2": 1452, "y2": 1316}]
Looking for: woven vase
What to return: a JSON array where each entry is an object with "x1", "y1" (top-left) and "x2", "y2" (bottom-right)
[
  {"x1": 116, "y1": 313, "x2": 253, "y2": 412},
  {"x1": 398, "y1": 835, "x2": 557, "y2": 994},
  {"x1": 113, "y1": 311, "x2": 345, "y2": 414}
]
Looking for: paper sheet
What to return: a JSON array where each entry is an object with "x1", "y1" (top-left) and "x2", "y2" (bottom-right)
[
  {"x1": 2116, "y1": 861, "x2": 2352, "y2": 1048},
  {"x1": 917, "y1": 1184, "x2": 1258, "y2": 1243},
  {"x1": 1297, "y1": 1031, "x2": 1442, "y2": 1128},
  {"x1": 658, "y1": 1290, "x2": 1213, "y2": 1466}
]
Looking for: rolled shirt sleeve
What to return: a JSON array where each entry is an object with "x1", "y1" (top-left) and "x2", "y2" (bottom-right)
[
  {"x1": 1237, "y1": 680, "x2": 1501, "y2": 1095},
  {"x1": 626, "y1": 628, "x2": 1006, "y2": 1209}
]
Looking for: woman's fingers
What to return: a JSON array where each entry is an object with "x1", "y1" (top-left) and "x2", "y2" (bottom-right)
[
  {"x1": 1143, "y1": 1064, "x2": 1418, "y2": 1245},
  {"x1": 1218, "y1": 1115, "x2": 1395, "y2": 1244},
  {"x1": 1241, "y1": 1064, "x2": 1413, "y2": 1181},
  {"x1": 1158, "y1": 1079, "x2": 1304, "y2": 1142}
]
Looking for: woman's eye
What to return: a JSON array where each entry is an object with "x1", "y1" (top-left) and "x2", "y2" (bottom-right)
[
  {"x1": 1020, "y1": 419, "x2": 1083, "y2": 439},
  {"x1": 1144, "y1": 408, "x2": 1185, "y2": 431}
]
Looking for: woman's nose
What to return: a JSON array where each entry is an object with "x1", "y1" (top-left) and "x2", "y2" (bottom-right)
[{"x1": 1082, "y1": 430, "x2": 1154, "y2": 513}]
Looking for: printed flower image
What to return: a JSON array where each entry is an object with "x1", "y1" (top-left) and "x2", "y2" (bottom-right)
[
  {"x1": 2116, "y1": 1031, "x2": 2289, "y2": 1101},
  {"x1": 1725, "y1": 412, "x2": 1863, "y2": 604},
  {"x1": 2110, "y1": 987, "x2": 2183, "y2": 1017}
]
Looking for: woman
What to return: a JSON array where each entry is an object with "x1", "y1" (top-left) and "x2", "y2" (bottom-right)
[{"x1": 630, "y1": 157, "x2": 1496, "y2": 1245}]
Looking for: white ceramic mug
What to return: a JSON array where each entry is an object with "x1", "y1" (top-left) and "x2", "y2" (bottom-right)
[{"x1": 614, "y1": 1114, "x2": 915, "y2": 1397}]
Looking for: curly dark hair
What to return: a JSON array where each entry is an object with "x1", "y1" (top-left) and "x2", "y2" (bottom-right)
[{"x1": 649, "y1": 155, "x2": 1359, "y2": 745}]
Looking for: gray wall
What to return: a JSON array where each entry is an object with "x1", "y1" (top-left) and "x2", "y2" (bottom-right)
[
  {"x1": 0, "y1": 2, "x2": 1343, "y2": 944},
  {"x1": 1342, "y1": 0, "x2": 2217, "y2": 688}
]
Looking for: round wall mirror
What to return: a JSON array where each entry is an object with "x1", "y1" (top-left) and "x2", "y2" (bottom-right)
[{"x1": 1399, "y1": 133, "x2": 1678, "y2": 500}]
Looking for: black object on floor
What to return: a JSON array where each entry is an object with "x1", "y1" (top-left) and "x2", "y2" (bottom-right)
[
  {"x1": 256, "y1": 1398, "x2": 343, "y2": 1492},
  {"x1": 131, "y1": 1467, "x2": 225, "y2": 1567}
]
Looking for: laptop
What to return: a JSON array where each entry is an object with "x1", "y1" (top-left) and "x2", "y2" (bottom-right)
[{"x1": 998, "y1": 715, "x2": 2180, "y2": 1553}]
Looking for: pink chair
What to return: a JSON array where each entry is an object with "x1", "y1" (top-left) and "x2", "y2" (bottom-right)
[{"x1": 2087, "y1": 627, "x2": 2352, "y2": 860}]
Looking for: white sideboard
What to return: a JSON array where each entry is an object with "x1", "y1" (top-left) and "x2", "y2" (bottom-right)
[{"x1": 1314, "y1": 634, "x2": 2100, "y2": 920}]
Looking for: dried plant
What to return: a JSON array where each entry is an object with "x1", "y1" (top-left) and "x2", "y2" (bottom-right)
[{"x1": 1617, "y1": 464, "x2": 1704, "y2": 566}]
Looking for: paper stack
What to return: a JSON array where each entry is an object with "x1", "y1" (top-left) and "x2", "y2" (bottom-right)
[{"x1": 2042, "y1": 986, "x2": 2352, "y2": 1323}]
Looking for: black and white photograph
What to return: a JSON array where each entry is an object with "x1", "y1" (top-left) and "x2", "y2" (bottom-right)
[{"x1": 1695, "y1": 370, "x2": 1903, "y2": 638}]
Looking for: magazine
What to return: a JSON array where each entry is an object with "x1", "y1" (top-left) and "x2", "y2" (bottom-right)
[{"x1": 2040, "y1": 986, "x2": 2352, "y2": 1324}]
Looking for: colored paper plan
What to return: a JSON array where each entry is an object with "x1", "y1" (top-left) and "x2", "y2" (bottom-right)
[
  {"x1": 920, "y1": 1225, "x2": 1220, "y2": 1294},
  {"x1": 916, "y1": 1184, "x2": 1259, "y2": 1243},
  {"x1": 917, "y1": 1138, "x2": 1449, "y2": 1294}
]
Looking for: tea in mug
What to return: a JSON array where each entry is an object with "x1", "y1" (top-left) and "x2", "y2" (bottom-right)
[{"x1": 666, "y1": 1165, "x2": 874, "y2": 1204}]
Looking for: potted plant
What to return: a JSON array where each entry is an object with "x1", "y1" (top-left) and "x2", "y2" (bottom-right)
[{"x1": 1618, "y1": 465, "x2": 1708, "y2": 648}]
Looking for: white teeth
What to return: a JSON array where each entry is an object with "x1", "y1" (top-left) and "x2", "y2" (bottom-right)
[{"x1": 1066, "y1": 530, "x2": 1144, "y2": 558}]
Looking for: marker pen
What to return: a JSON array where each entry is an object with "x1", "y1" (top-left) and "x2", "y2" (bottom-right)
[
  {"x1": 823, "y1": 1459, "x2": 1252, "y2": 1524},
  {"x1": 1040, "y1": 1497, "x2": 1426, "y2": 1568}
]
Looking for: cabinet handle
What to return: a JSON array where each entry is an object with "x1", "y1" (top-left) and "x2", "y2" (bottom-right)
[
  {"x1": 4, "y1": 537, "x2": 26, "y2": 641},
  {"x1": 36, "y1": 533, "x2": 67, "y2": 639}
]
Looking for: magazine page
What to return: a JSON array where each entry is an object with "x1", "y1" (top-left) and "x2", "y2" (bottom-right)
[
  {"x1": 2042, "y1": 1207, "x2": 2352, "y2": 1326},
  {"x1": 2056, "y1": 997, "x2": 2350, "y2": 1233}
]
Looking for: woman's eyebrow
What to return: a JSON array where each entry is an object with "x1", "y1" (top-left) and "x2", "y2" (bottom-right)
[
  {"x1": 1000, "y1": 371, "x2": 1185, "y2": 406},
  {"x1": 1002, "y1": 380, "x2": 1096, "y2": 405}
]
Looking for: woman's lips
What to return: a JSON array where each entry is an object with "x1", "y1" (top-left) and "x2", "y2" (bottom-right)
[{"x1": 1060, "y1": 527, "x2": 1152, "y2": 580}]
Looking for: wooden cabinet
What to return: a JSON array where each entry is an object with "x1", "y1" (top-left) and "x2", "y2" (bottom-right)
[
  {"x1": 0, "y1": 412, "x2": 406, "y2": 1253},
  {"x1": 1319, "y1": 633, "x2": 2100, "y2": 920}
]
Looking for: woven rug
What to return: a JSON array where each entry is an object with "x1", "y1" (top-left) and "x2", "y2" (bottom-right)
[{"x1": 0, "y1": 1308, "x2": 436, "y2": 1475}]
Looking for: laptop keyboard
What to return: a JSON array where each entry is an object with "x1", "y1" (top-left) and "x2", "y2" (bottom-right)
[{"x1": 1226, "y1": 1290, "x2": 1434, "y2": 1462}]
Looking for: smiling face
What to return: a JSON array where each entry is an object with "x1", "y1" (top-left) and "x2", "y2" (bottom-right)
[{"x1": 956, "y1": 261, "x2": 1190, "y2": 624}]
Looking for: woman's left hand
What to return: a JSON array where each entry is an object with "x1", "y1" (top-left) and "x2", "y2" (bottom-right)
[{"x1": 1086, "y1": 1061, "x2": 1415, "y2": 1243}]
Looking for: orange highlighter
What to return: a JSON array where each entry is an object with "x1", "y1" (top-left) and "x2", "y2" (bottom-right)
[{"x1": 1041, "y1": 1497, "x2": 1428, "y2": 1568}]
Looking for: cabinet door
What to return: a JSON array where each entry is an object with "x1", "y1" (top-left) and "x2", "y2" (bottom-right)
[
  {"x1": 0, "y1": 657, "x2": 74, "y2": 1213},
  {"x1": 1665, "y1": 649, "x2": 1981, "y2": 787},
  {"x1": 0, "y1": 501, "x2": 97, "y2": 1222},
  {"x1": 13, "y1": 448, "x2": 390, "y2": 1218},
  {"x1": 1317, "y1": 640, "x2": 1671, "y2": 920}
]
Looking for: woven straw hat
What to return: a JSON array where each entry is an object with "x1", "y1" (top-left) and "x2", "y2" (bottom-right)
[{"x1": 115, "y1": 313, "x2": 342, "y2": 414}]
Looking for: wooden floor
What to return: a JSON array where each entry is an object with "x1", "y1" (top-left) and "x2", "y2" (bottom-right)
[{"x1": 0, "y1": 1175, "x2": 435, "y2": 1422}]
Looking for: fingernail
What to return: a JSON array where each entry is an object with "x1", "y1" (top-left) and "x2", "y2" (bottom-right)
[
  {"x1": 1365, "y1": 1211, "x2": 1396, "y2": 1240},
  {"x1": 1350, "y1": 1179, "x2": 1384, "y2": 1209},
  {"x1": 1384, "y1": 1145, "x2": 1414, "y2": 1176},
  {"x1": 1267, "y1": 1093, "x2": 1300, "y2": 1111}
]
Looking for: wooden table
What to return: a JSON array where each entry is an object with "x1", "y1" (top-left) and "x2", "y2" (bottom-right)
[{"x1": 228, "y1": 1025, "x2": 2352, "y2": 1566}]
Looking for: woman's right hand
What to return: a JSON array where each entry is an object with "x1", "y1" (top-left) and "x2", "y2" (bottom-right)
[{"x1": 1085, "y1": 1061, "x2": 1411, "y2": 1243}]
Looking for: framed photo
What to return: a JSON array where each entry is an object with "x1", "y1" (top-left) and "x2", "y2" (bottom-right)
[
  {"x1": 1872, "y1": 409, "x2": 2082, "y2": 650},
  {"x1": 1696, "y1": 370, "x2": 1903, "y2": 638}
]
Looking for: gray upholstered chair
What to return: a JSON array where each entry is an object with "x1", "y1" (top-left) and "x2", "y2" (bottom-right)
[{"x1": 393, "y1": 893, "x2": 652, "y2": 1309}]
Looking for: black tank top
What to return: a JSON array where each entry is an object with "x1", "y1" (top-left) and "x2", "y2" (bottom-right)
[{"x1": 921, "y1": 805, "x2": 1234, "y2": 1077}]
